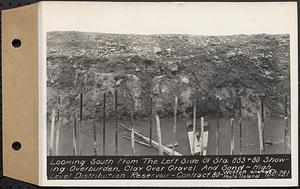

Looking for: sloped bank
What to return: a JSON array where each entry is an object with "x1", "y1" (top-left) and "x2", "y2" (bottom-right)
[{"x1": 47, "y1": 32, "x2": 290, "y2": 121}]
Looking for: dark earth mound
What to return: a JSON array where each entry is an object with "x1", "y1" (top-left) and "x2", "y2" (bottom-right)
[{"x1": 47, "y1": 31, "x2": 290, "y2": 122}]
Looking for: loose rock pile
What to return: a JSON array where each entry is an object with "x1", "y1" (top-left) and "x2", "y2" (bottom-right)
[{"x1": 47, "y1": 32, "x2": 290, "y2": 120}]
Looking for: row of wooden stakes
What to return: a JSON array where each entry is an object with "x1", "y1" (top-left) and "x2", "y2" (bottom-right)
[{"x1": 48, "y1": 91, "x2": 289, "y2": 156}]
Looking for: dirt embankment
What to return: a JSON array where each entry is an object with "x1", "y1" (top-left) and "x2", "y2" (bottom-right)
[{"x1": 47, "y1": 31, "x2": 290, "y2": 121}]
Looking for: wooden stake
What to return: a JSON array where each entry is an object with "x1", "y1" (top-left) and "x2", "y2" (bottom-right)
[
  {"x1": 131, "y1": 106, "x2": 135, "y2": 156},
  {"x1": 172, "y1": 97, "x2": 178, "y2": 155},
  {"x1": 92, "y1": 107, "x2": 97, "y2": 156},
  {"x1": 123, "y1": 135, "x2": 150, "y2": 147},
  {"x1": 55, "y1": 111, "x2": 60, "y2": 156},
  {"x1": 120, "y1": 124, "x2": 182, "y2": 156},
  {"x1": 72, "y1": 113, "x2": 77, "y2": 156},
  {"x1": 230, "y1": 118, "x2": 234, "y2": 155},
  {"x1": 284, "y1": 95, "x2": 288, "y2": 153},
  {"x1": 238, "y1": 97, "x2": 242, "y2": 155},
  {"x1": 149, "y1": 97, "x2": 153, "y2": 154},
  {"x1": 216, "y1": 98, "x2": 220, "y2": 155},
  {"x1": 192, "y1": 100, "x2": 196, "y2": 155},
  {"x1": 156, "y1": 115, "x2": 163, "y2": 155},
  {"x1": 261, "y1": 96, "x2": 265, "y2": 154},
  {"x1": 55, "y1": 96, "x2": 61, "y2": 155},
  {"x1": 55, "y1": 122, "x2": 60, "y2": 156},
  {"x1": 49, "y1": 109, "x2": 56, "y2": 156},
  {"x1": 102, "y1": 93, "x2": 106, "y2": 156},
  {"x1": 115, "y1": 89, "x2": 118, "y2": 155},
  {"x1": 257, "y1": 111, "x2": 264, "y2": 154},
  {"x1": 80, "y1": 93, "x2": 83, "y2": 121},
  {"x1": 200, "y1": 117, "x2": 205, "y2": 155},
  {"x1": 78, "y1": 93, "x2": 83, "y2": 156}
]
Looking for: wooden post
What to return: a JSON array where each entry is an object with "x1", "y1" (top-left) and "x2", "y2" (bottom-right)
[
  {"x1": 284, "y1": 95, "x2": 288, "y2": 153},
  {"x1": 200, "y1": 117, "x2": 205, "y2": 155},
  {"x1": 120, "y1": 124, "x2": 182, "y2": 156},
  {"x1": 261, "y1": 96, "x2": 265, "y2": 154},
  {"x1": 131, "y1": 128, "x2": 135, "y2": 156},
  {"x1": 49, "y1": 109, "x2": 56, "y2": 156},
  {"x1": 238, "y1": 97, "x2": 242, "y2": 155},
  {"x1": 257, "y1": 111, "x2": 264, "y2": 154},
  {"x1": 102, "y1": 93, "x2": 106, "y2": 156},
  {"x1": 55, "y1": 120, "x2": 60, "y2": 156},
  {"x1": 55, "y1": 113, "x2": 60, "y2": 155},
  {"x1": 55, "y1": 97, "x2": 61, "y2": 155},
  {"x1": 115, "y1": 89, "x2": 118, "y2": 155},
  {"x1": 149, "y1": 97, "x2": 153, "y2": 154},
  {"x1": 123, "y1": 136, "x2": 150, "y2": 147},
  {"x1": 172, "y1": 97, "x2": 178, "y2": 155},
  {"x1": 216, "y1": 98, "x2": 220, "y2": 155},
  {"x1": 131, "y1": 105, "x2": 136, "y2": 156},
  {"x1": 78, "y1": 93, "x2": 83, "y2": 156},
  {"x1": 92, "y1": 107, "x2": 97, "y2": 156},
  {"x1": 192, "y1": 100, "x2": 197, "y2": 155},
  {"x1": 72, "y1": 113, "x2": 77, "y2": 156},
  {"x1": 156, "y1": 115, "x2": 163, "y2": 155},
  {"x1": 80, "y1": 93, "x2": 83, "y2": 121},
  {"x1": 230, "y1": 118, "x2": 234, "y2": 155}
]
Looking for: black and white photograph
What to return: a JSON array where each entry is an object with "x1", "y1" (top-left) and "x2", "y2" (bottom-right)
[
  {"x1": 46, "y1": 6, "x2": 292, "y2": 157},
  {"x1": 1, "y1": 1, "x2": 298, "y2": 187},
  {"x1": 41, "y1": 1, "x2": 297, "y2": 186}
]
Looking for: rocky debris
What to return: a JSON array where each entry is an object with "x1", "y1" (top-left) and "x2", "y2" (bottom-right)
[{"x1": 47, "y1": 32, "x2": 290, "y2": 119}]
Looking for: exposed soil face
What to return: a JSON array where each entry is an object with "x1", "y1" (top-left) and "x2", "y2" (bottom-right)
[{"x1": 47, "y1": 32, "x2": 290, "y2": 121}]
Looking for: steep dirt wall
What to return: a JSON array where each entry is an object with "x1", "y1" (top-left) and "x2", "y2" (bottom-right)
[{"x1": 47, "y1": 32, "x2": 290, "y2": 121}]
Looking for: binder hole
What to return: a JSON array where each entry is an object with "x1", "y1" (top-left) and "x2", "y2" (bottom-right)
[
  {"x1": 12, "y1": 39, "x2": 21, "y2": 48},
  {"x1": 12, "y1": 141, "x2": 21, "y2": 151}
]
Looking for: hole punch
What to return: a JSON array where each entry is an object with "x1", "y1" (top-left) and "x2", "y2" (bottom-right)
[
  {"x1": 12, "y1": 141, "x2": 22, "y2": 151},
  {"x1": 12, "y1": 39, "x2": 22, "y2": 48}
]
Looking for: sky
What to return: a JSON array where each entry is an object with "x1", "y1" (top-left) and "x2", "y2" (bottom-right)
[{"x1": 42, "y1": 1, "x2": 297, "y2": 36}]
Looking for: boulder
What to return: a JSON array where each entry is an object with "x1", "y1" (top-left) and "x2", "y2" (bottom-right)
[
  {"x1": 180, "y1": 87, "x2": 192, "y2": 103},
  {"x1": 161, "y1": 84, "x2": 169, "y2": 93},
  {"x1": 125, "y1": 74, "x2": 142, "y2": 110},
  {"x1": 153, "y1": 84, "x2": 160, "y2": 94},
  {"x1": 153, "y1": 75, "x2": 167, "y2": 83},
  {"x1": 237, "y1": 50, "x2": 243, "y2": 55},
  {"x1": 168, "y1": 63, "x2": 179, "y2": 73},
  {"x1": 153, "y1": 46, "x2": 163, "y2": 55},
  {"x1": 225, "y1": 51, "x2": 236, "y2": 59},
  {"x1": 213, "y1": 55, "x2": 219, "y2": 60},
  {"x1": 180, "y1": 75, "x2": 190, "y2": 84}
]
